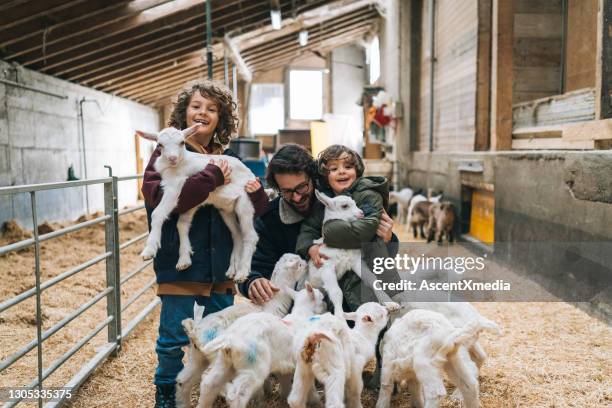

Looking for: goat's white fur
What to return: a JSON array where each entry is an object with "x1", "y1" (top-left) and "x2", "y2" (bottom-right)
[
  {"x1": 389, "y1": 188, "x2": 414, "y2": 225},
  {"x1": 377, "y1": 309, "x2": 500, "y2": 408},
  {"x1": 289, "y1": 302, "x2": 400, "y2": 408},
  {"x1": 137, "y1": 125, "x2": 258, "y2": 281},
  {"x1": 406, "y1": 193, "x2": 441, "y2": 226},
  {"x1": 196, "y1": 283, "x2": 326, "y2": 408},
  {"x1": 304, "y1": 191, "x2": 365, "y2": 317},
  {"x1": 176, "y1": 254, "x2": 307, "y2": 407}
]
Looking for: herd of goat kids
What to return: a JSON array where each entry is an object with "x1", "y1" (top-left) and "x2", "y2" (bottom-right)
[{"x1": 139, "y1": 126, "x2": 498, "y2": 407}]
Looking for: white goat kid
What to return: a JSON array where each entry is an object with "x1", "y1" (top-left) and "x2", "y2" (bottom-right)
[
  {"x1": 198, "y1": 283, "x2": 326, "y2": 408},
  {"x1": 136, "y1": 124, "x2": 258, "y2": 281},
  {"x1": 176, "y1": 253, "x2": 308, "y2": 407},
  {"x1": 306, "y1": 190, "x2": 364, "y2": 317},
  {"x1": 389, "y1": 188, "x2": 414, "y2": 225},
  {"x1": 289, "y1": 302, "x2": 400, "y2": 408},
  {"x1": 396, "y1": 302, "x2": 501, "y2": 369},
  {"x1": 376, "y1": 309, "x2": 500, "y2": 408}
]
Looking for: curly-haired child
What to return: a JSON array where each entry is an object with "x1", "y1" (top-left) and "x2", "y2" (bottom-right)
[{"x1": 140, "y1": 80, "x2": 268, "y2": 407}]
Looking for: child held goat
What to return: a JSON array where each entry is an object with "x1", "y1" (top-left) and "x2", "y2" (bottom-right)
[{"x1": 137, "y1": 124, "x2": 258, "y2": 281}]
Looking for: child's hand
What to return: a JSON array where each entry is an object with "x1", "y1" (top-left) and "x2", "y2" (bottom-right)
[
  {"x1": 245, "y1": 178, "x2": 262, "y2": 193},
  {"x1": 209, "y1": 159, "x2": 232, "y2": 184},
  {"x1": 376, "y1": 210, "x2": 394, "y2": 243},
  {"x1": 308, "y1": 243, "x2": 329, "y2": 268}
]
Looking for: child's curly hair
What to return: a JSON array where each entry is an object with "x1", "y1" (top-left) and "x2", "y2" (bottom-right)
[
  {"x1": 168, "y1": 79, "x2": 239, "y2": 145},
  {"x1": 317, "y1": 145, "x2": 365, "y2": 180}
]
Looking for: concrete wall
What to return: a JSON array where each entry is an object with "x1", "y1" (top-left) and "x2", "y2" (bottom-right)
[
  {"x1": 401, "y1": 150, "x2": 612, "y2": 319},
  {"x1": 0, "y1": 60, "x2": 160, "y2": 228},
  {"x1": 330, "y1": 44, "x2": 366, "y2": 135}
]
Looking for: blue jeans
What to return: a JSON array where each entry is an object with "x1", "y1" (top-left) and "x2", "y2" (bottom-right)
[{"x1": 154, "y1": 293, "x2": 234, "y2": 385}]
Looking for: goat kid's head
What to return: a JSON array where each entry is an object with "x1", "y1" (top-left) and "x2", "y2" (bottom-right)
[
  {"x1": 272, "y1": 253, "x2": 307, "y2": 284},
  {"x1": 285, "y1": 282, "x2": 327, "y2": 315},
  {"x1": 343, "y1": 302, "x2": 401, "y2": 332},
  {"x1": 315, "y1": 190, "x2": 363, "y2": 222},
  {"x1": 136, "y1": 123, "x2": 201, "y2": 167}
]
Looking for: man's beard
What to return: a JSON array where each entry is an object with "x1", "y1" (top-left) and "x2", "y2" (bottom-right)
[{"x1": 286, "y1": 194, "x2": 312, "y2": 216}]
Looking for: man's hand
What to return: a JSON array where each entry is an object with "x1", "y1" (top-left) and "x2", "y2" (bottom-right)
[
  {"x1": 209, "y1": 158, "x2": 232, "y2": 184},
  {"x1": 308, "y1": 243, "x2": 330, "y2": 268},
  {"x1": 245, "y1": 178, "x2": 262, "y2": 193},
  {"x1": 376, "y1": 210, "x2": 394, "y2": 243},
  {"x1": 248, "y1": 278, "x2": 279, "y2": 305}
]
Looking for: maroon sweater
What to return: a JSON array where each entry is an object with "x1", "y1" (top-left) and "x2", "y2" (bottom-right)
[{"x1": 141, "y1": 146, "x2": 269, "y2": 216}]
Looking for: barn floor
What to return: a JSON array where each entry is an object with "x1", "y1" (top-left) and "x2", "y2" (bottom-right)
[{"x1": 2, "y1": 217, "x2": 610, "y2": 407}]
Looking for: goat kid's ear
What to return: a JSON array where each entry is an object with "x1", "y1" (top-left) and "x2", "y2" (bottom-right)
[
  {"x1": 343, "y1": 312, "x2": 358, "y2": 321},
  {"x1": 193, "y1": 302, "x2": 205, "y2": 323},
  {"x1": 314, "y1": 190, "x2": 332, "y2": 207},
  {"x1": 136, "y1": 130, "x2": 159, "y2": 142},
  {"x1": 181, "y1": 123, "x2": 202, "y2": 138},
  {"x1": 305, "y1": 281, "x2": 315, "y2": 299}
]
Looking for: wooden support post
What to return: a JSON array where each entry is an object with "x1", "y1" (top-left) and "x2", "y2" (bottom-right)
[
  {"x1": 475, "y1": 0, "x2": 492, "y2": 151},
  {"x1": 490, "y1": 0, "x2": 513, "y2": 150},
  {"x1": 596, "y1": 0, "x2": 612, "y2": 118}
]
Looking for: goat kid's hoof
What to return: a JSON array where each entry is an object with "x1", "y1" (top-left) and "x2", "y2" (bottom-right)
[
  {"x1": 231, "y1": 269, "x2": 249, "y2": 283},
  {"x1": 176, "y1": 258, "x2": 192, "y2": 271},
  {"x1": 140, "y1": 246, "x2": 157, "y2": 260}
]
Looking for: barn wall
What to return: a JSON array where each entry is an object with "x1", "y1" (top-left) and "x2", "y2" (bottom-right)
[
  {"x1": 417, "y1": 0, "x2": 479, "y2": 152},
  {"x1": 513, "y1": 0, "x2": 563, "y2": 104},
  {"x1": 0, "y1": 60, "x2": 160, "y2": 229},
  {"x1": 400, "y1": 150, "x2": 612, "y2": 319}
]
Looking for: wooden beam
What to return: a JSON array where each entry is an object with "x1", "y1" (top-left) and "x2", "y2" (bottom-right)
[
  {"x1": 511, "y1": 138, "x2": 595, "y2": 149},
  {"x1": 123, "y1": 65, "x2": 220, "y2": 100},
  {"x1": 235, "y1": 0, "x2": 378, "y2": 52},
  {"x1": 242, "y1": 8, "x2": 376, "y2": 63},
  {"x1": 2, "y1": 0, "x2": 174, "y2": 57},
  {"x1": 223, "y1": 34, "x2": 253, "y2": 82},
  {"x1": 0, "y1": 0, "x2": 130, "y2": 48},
  {"x1": 474, "y1": 0, "x2": 492, "y2": 151},
  {"x1": 108, "y1": 60, "x2": 207, "y2": 94},
  {"x1": 596, "y1": 0, "x2": 612, "y2": 118},
  {"x1": 490, "y1": 0, "x2": 513, "y2": 150},
  {"x1": 0, "y1": 0, "x2": 89, "y2": 32}
]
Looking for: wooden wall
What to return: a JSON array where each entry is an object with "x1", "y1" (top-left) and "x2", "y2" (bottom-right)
[
  {"x1": 513, "y1": 0, "x2": 563, "y2": 104},
  {"x1": 565, "y1": 0, "x2": 598, "y2": 91},
  {"x1": 417, "y1": 0, "x2": 479, "y2": 151}
]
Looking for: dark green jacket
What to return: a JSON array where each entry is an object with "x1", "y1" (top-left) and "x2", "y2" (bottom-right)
[{"x1": 296, "y1": 176, "x2": 389, "y2": 257}]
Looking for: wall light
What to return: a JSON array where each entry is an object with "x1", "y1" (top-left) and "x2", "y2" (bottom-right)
[
  {"x1": 271, "y1": 9, "x2": 282, "y2": 30},
  {"x1": 299, "y1": 29, "x2": 308, "y2": 46}
]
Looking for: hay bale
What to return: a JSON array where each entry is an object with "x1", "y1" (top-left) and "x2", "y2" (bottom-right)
[
  {"x1": 2, "y1": 220, "x2": 32, "y2": 242},
  {"x1": 37, "y1": 221, "x2": 55, "y2": 235}
]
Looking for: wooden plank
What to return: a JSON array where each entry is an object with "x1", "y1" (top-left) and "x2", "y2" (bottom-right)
[
  {"x1": 600, "y1": 0, "x2": 612, "y2": 118},
  {"x1": 512, "y1": 87, "x2": 596, "y2": 127},
  {"x1": 512, "y1": 138, "x2": 595, "y2": 149},
  {"x1": 0, "y1": 0, "x2": 89, "y2": 31},
  {"x1": 490, "y1": 0, "x2": 513, "y2": 150},
  {"x1": 409, "y1": 0, "x2": 422, "y2": 152},
  {"x1": 475, "y1": 0, "x2": 492, "y2": 151},
  {"x1": 562, "y1": 118, "x2": 612, "y2": 140},
  {"x1": 512, "y1": 125, "x2": 563, "y2": 139},
  {"x1": 513, "y1": 38, "x2": 562, "y2": 67},
  {"x1": 514, "y1": 13, "x2": 562, "y2": 38},
  {"x1": 514, "y1": 0, "x2": 562, "y2": 14}
]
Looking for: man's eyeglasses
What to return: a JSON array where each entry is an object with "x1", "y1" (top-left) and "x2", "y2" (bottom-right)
[{"x1": 279, "y1": 180, "x2": 311, "y2": 199}]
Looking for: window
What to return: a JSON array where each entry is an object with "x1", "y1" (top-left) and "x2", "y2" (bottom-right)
[
  {"x1": 249, "y1": 83, "x2": 284, "y2": 135},
  {"x1": 368, "y1": 36, "x2": 380, "y2": 84},
  {"x1": 289, "y1": 70, "x2": 323, "y2": 120}
]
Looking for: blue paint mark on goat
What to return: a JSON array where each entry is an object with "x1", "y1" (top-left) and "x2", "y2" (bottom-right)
[
  {"x1": 247, "y1": 343, "x2": 258, "y2": 364},
  {"x1": 202, "y1": 327, "x2": 218, "y2": 342},
  {"x1": 308, "y1": 316, "x2": 320, "y2": 322}
]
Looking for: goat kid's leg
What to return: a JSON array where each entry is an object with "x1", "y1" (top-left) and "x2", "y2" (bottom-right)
[
  {"x1": 288, "y1": 362, "x2": 315, "y2": 408},
  {"x1": 375, "y1": 363, "x2": 395, "y2": 408},
  {"x1": 176, "y1": 208, "x2": 198, "y2": 270},
  {"x1": 446, "y1": 349, "x2": 480, "y2": 408},
  {"x1": 346, "y1": 368, "x2": 364, "y2": 408},
  {"x1": 176, "y1": 346, "x2": 207, "y2": 407},
  {"x1": 197, "y1": 358, "x2": 233, "y2": 408},
  {"x1": 321, "y1": 266, "x2": 345, "y2": 317},
  {"x1": 406, "y1": 379, "x2": 424, "y2": 408},
  {"x1": 227, "y1": 372, "x2": 265, "y2": 408},
  {"x1": 218, "y1": 210, "x2": 243, "y2": 280},
  {"x1": 469, "y1": 341, "x2": 487, "y2": 369},
  {"x1": 141, "y1": 187, "x2": 181, "y2": 259},
  {"x1": 232, "y1": 196, "x2": 258, "y2": 282},
  {"x1": 413, "y1": 357, "x2": 446, "y2": 408},
  {"x1": 322, "y1": 371, "x2": 345, "y2": 408}
]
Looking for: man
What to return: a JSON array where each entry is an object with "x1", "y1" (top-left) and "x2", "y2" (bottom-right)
[{"x1": 237, "y1": 144, "x2": 395, "y2": 310}]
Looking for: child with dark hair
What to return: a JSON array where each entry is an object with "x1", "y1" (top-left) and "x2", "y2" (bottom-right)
[
  {"x1": 296, "y1": 144, "x2": 394, "y2": 311},
  {"x1": 141, "y1": 79, "x2": 268, "y2": 407}
]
